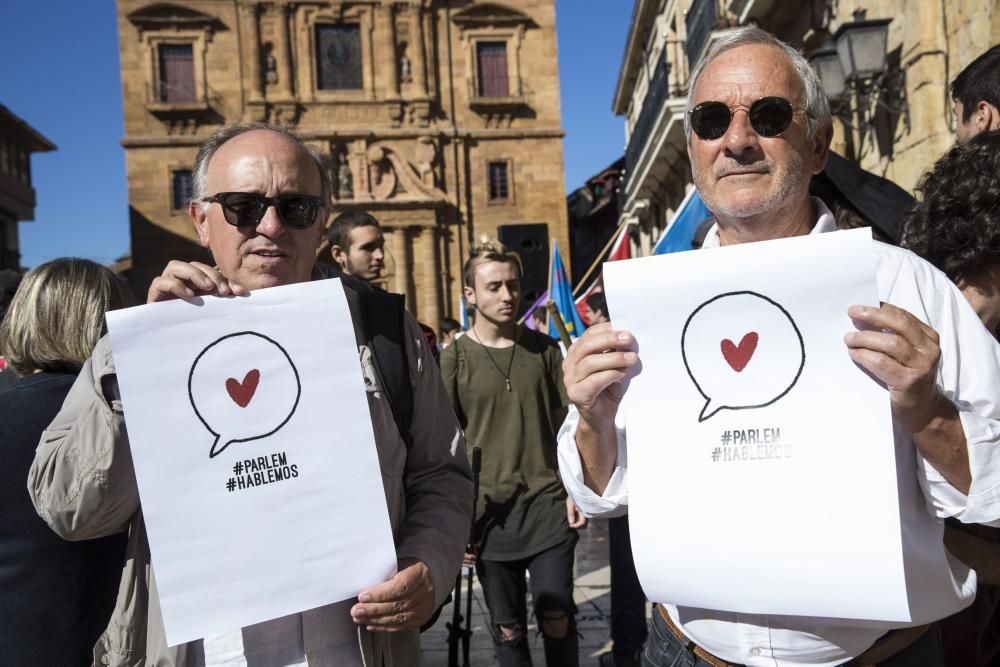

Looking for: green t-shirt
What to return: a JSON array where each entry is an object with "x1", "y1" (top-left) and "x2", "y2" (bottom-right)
[{"x1": 440, "y1": 328, "x2": 571, "y2": 560}]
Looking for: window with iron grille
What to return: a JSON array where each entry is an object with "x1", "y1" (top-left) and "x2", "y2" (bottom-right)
[
  {"x1": 476, "y1": 41, "x2": 510, "y2": 97},
  {"x1": 158, "y1": 44, "x2": 196, "y2": 103},
  {"x1": 488, "y1": 161, "x2": 510, "y2": 202},
  {"x1": 316, "y1": 24, "x2": 363, "y2": 90},
  {"x1": 172, "y1": 169, "x2": 193, "y2": 210}
]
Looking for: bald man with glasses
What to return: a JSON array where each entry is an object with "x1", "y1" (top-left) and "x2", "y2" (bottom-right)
[
  {"x1": 558, "y1": 28, "x2": 1000, "y2": 667},
  {"x1": 29, "y1": 123, "x2": 473, "y2": 667}
]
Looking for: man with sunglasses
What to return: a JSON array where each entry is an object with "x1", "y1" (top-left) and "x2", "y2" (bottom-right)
[
  {"x1": 557, "y1": 27, "x2": 1000, "y2": 667},
  {"x1": 28, "y1": 123, "x2": 473, "y2": 666}
]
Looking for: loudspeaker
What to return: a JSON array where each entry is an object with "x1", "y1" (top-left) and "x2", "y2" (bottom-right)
[{"x1": 498, "y1": 223, "x2": 549, "y2": 319}]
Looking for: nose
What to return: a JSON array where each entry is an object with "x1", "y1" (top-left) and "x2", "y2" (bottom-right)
[
  {"x1": 255, "y1": 205, "x2": 286, "y2": 236},
  {"x1": 722, "y1": 107, "x2": 763, "y2": 159},
  {"x1": 373, "y1": 247, "x2": 384, "y2": 262}
]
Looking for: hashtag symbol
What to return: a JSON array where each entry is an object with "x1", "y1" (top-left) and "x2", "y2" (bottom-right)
[
  {"x1": 233, "y1": 461, "x2": 244, "y2": 475},
  {"x1": 711, "y1": 447, "x2": 721, "y2": 462},
  {"x1": 226, "y1": 478, "x2": 236, "y2": 492},
  {"x1": 720, "y1": 431, "x2": 732, "y2": 445}
]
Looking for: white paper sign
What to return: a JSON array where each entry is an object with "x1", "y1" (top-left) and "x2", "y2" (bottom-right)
[
  {"x1": 106, "y1": 279, "x2": 397, "y2": 646},
  {"x1": 603, "y1": 228, "x2": 909, "y2": 621}
]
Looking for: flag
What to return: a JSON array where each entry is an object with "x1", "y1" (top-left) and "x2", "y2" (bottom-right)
[
  {"x1": 519, "y1": 290, "x2": 550, "y2": 330},
  {"x1": 652, "y1": 189, "x2": 712, "y2": 255},
  {"x1": 574, "y1": 224, "x2": 631, "y2": 324},
  {"x1": 549, "y1": 240, "x2": 586, "y2": 339}
]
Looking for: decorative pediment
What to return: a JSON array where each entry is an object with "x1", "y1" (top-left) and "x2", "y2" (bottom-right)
[
  {"x1": 127, "y1": 3, "x2": 225, "y2": 32},
  {"x1": 451, "y1": 3, "x2": 535, "y2": 28}
]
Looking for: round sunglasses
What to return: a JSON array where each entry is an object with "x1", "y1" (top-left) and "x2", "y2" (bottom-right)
[
  {"x1": 201, "y1": 192, "x2": 324, "y2": 230},
  {"x1": 688, "y1": 96, "x2": 800, "y2": 141}
]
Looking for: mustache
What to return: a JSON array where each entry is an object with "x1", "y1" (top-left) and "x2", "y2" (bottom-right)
[{"x1": 714, "y1": 158, "x2": 773, "y2": 178}]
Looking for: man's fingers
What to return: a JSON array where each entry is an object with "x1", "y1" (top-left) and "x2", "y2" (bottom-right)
[
  {"x1": 848, "y1": 303, "x2": 938, "y2": 347},
  {"x1": 844, "y1": 330, "x2": 919, "y2": 366},
  {"x1": 566, "y1": 326, "x2": 635, "y2": 363},
  {"x1": 147, "y1": 260, "x2": 245, "y2": 304},
  {"x1": 566, "y1": 368, "x2": 629, "y2": 407},
  {"x1": 847, "y1": 347, "x2": 908, "y2": 384}
]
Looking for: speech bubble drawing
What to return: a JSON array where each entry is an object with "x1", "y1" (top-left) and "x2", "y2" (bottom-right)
[
  {"x1": 188, "y1": 331, "x2": 301, "y2": 458},
  {"x1": 681, "y1": 291, "x2": 805, "y2": 422}
]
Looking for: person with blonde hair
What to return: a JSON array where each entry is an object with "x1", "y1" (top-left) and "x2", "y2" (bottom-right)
[
  {"x1": 441, "y1": 241, "x2": 585, "y2": 667},
  {"x1": 0, "y1": 258, "x2": 133, "y2": 665}
]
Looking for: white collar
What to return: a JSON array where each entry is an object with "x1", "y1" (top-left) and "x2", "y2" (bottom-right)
[{"x1": 702, "y1": 197, "x2": 837, "y2": 248}]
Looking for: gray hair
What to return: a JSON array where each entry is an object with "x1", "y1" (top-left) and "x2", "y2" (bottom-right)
[
  {"x1": 684, "y1": 27, "x2": 831, "y2": 141},
  {"x1": 190, "y1": 122, "x2": 332, "y2": 206}
]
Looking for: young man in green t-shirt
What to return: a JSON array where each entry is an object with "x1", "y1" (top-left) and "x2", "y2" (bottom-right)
[{"x1": 441, "y1": 241, "x2": 585, "y2": 666}]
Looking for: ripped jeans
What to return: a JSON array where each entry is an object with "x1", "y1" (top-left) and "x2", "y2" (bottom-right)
[{"x1": 476, "y1": 534, "x2": 579, "y2": 667}]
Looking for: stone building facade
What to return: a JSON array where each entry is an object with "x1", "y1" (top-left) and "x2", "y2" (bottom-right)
[
  {"x1": 116, "y1": 0, "x2": 568, "y2": 323},
  {"x1": 0, "y1": 105, "x2": 55, "y2": 271},
  {"x1": 615, "y1": 0, "x2": 1000, "y2": 252}
]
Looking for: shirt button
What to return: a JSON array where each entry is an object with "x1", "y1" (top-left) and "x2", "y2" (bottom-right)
[
  {"x1": 100, "y1": 656, "x2": 110, "y2": 665},
  {"x1": 750, "y1": 647, "x2": 762, "y2": 657}
]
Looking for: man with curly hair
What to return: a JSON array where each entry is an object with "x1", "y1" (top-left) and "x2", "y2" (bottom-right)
[
  {"x1": 903, "y1": 131, "x2": 1000, "y2": 338},
  {"x1": 951, "y1": 45, "x2": 1000, "y2": 142},
  {"x1": 903, "y1": 130, "x2": 1000, "y2": 666}
]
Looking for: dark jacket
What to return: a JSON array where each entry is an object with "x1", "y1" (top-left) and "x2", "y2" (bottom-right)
[{"x1": 0, "y1": 372, "x2": 126, "y2": 666}]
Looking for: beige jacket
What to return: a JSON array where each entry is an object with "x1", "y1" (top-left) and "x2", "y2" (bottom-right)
[{"x1": 28, "y1": 313, "x2": 472, "y2": 667}]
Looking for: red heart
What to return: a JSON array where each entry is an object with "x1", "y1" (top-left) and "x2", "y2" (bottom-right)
[
  {"x1": 720, "y1": 332, "x2": 759, "y2": 372},
  {"x1": 226, "y1": 369, "x2": 260, "y2": 408}
]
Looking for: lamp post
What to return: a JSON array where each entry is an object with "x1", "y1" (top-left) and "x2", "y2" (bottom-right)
[{"x1": 809, "y1": 12, "x2": 897, "y2": 159}]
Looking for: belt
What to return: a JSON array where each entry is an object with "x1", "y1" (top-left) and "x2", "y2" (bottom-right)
[{"x1": 657, "y1": 605, "x2": 931, "y2": 667}]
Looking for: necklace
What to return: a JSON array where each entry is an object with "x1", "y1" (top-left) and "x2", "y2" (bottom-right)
[{"x1": 471, "y1": 326, "x2": 518, "y2": 392}]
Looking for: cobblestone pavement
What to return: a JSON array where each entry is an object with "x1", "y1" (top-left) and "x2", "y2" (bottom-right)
[{"x1": 421, "y1": 518, "x2": 640, "y2": 666}]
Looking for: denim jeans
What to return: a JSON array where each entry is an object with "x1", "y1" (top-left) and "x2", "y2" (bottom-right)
[
  {"x1": 476, "y1": 534, "x2": 580, "y2": 667},
  {"x1": 641, "y1": 607, "x2": 944, "y2": 667}
]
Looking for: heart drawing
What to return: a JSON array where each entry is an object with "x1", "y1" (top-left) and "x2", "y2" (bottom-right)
[
  {"x1": 720, "y1": 332, "x2": 759, "y2": 372},
  {"x1": 226, "y1": 369, "x2": 261, "y2": 408}
]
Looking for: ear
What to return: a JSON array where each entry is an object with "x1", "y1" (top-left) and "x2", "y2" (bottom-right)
[
  {"x1": 463, "y1": 284, "x2": 476, "y2": 306},
  {"x1": 810, "y1": 118, "x2": 834, "y2": 175},
  {"x1": 330, "y1": 244, "x2": 347, "y2": 270},
  {"x1": 979, "y1": 102, "x2": 1000, "y2": 132},
  {"x1": 189, "y1": 201, "x2": 211, "y2": 249}
]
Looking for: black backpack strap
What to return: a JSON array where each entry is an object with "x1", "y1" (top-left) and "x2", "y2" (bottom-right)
[{"x1": 337, "y1": 272, "x2": 414, "y2": 444}]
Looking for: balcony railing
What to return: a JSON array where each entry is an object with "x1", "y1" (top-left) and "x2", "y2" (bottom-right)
[
  {"x1": 686, "y1": 0, "x2": 718, "y2": 68},
  {"x1": 145, "y1": 82, "x2": 225, "y2": 117},
  {"x1": 467, "y1": 77, "x2": 527, "y2": 108},
  {"x1": 623, "y1": 40, "x2": 689, "y2": 178}
]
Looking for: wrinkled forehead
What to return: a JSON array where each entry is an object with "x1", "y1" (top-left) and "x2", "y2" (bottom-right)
[
  {"x1": 692, "y1": 44, "x2": 804, "y2": 106},
  {"x1": 207, "y1": 130, "x2": 322, "y2": 195}
]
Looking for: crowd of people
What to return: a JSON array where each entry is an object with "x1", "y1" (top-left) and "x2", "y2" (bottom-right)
[{"x1": 0, "y1": 27, "x2": 998, "y2": 667}]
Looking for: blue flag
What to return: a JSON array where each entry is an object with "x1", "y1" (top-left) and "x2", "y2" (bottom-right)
[
  {"x1": 652, "y1": 189, "x2": 712, "y2": 255},
  {"x1": 549, "y1": 240, "x2": 587, "y2": 339}
]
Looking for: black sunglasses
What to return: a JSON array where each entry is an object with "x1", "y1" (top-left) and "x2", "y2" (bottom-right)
[
  {"x1": 201, "y1": 192, "x2": 324, "y2": 230},
  {"x1": 688, "y1": 96, "x2": 799, "y2": 141}
]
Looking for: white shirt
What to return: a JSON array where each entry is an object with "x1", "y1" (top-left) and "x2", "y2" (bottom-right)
[{"x1": 557, "y1": 200, "x2": 1000, "y2": 666}]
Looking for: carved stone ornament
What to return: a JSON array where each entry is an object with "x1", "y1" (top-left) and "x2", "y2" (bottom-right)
[{"x1": 339, "y1": 139, "x2": 446, "y2": 203}]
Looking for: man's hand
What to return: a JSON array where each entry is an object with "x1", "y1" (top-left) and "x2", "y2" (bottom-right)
[
  {"x1": 462, "y1": 547, "x2": 476, "y2": 568},
  {"x1": 147, "y1": 260, "x2": 246, "y2": 303},
  {"x1": 566, "y1": 497, "x2": 586, "y2": 529},
  {"x1": 351, "y1": 558, "x2": 435, "y2": 632},
  {"x1": 845, "y1": 303, "x2": 971, "y2": 493},
  {"x1": 562, "y1": 323, "x2": 638, "y2": 495}
]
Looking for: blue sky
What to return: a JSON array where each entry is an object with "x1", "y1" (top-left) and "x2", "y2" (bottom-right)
[{"x1": 0, "y1": 1, "x2": 630, "y2": 269}]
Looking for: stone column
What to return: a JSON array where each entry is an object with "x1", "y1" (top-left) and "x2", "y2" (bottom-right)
[
  {"x1": 391, "y1": 227, "x2": 412, "y2": 303},
  {"x1": 377, "y1": 3, "x2": 400, "y2": 97},
  {"x1": 240, "y1": 2, "x2": 264, "y2": 101},
  {"x1": 418, "y1": 225, "x2": 440, "y2": 327},
  {"x1": 410, "y1": 4, "x2": 428, "y2": 96},
  {"x1": 273, "y1": 2, "x2": 294, "y2": 100}
]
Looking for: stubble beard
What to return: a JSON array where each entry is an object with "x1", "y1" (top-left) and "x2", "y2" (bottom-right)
[{"x1": 693, "y1": 150, "x2": 805, "y2": 221}]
